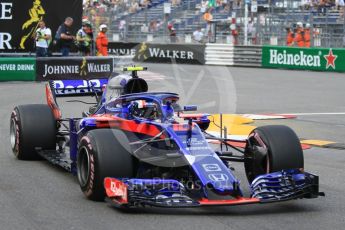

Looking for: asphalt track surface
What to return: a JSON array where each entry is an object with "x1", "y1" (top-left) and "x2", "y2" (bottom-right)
[{"x1": 1, "y1": 64, "x2": 345, "y2": 230}]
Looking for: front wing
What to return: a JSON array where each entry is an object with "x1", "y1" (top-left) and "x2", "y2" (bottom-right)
[{"x1": 104, "y1": 169, "x2": 324, "y2": 208}]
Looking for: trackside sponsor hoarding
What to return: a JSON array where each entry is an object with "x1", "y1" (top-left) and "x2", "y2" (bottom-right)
[
  {"x1": 36, "y1": 57, "x2": 113, "y2": 81},
  {"x1": 262, "y1": 46, "x2": 345, "y2": 72},
  {"x1": 0, "y1": 57, "x2": 35, "y2": 81},
  {"x1": 108, "y1": 42, "x2": 205, "y2": 64}
]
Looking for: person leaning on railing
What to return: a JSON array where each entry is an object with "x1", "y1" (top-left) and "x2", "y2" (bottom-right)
[
  {"x1": 304, "y1": 23, "x2": 311, "y2": 48},
  {"x1": 286, "y1": 27, "x2": 294, "y2": 46},
  {"x1": 294, "y1": 22, "x2": 305, "y2": 47}
]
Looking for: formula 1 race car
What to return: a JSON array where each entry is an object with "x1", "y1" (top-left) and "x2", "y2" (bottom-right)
[{"x1": 10, "y1": 66, "x2": 324, "y2": 208}]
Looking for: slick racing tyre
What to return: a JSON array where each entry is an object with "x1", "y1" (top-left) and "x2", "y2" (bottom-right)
[
  {"x1": 77, "y1": 129, "x2": 134, "y2": 201},
  {"x1": 10, "y1": 104, "x2": 57, "y2": 160},
  {"x1": 244, "y1": 125, "x2": 304, "y2": 183}
]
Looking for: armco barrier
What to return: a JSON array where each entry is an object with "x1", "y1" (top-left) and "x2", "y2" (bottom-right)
[
  {"x1": 7, "y1": 45, "x2": 343, "y2": 82},
  {"x1": 262, "y1": 46, "x2": 345, "y2": 72},
  {"x1": 0, "y1": 57, "x2": 36, "y2": 81},
  {"x1": 205, "y1": 44, "x2": 262, "y2": 67}
]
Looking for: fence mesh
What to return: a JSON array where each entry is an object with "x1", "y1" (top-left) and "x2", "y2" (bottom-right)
[{"x1": 83, "y1": 0, "x2": 345, "y2": 47}]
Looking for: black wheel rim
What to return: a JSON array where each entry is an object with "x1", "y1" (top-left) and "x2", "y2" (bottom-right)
[
  {"x1": 10, "y1": 118, "x2": 17, "y2": 155},
  {"x1": 247, "y1": 131, "x2": 270, "y2": 178}
]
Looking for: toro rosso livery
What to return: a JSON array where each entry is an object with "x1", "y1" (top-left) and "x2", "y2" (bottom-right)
[{"x1": 10, "y1": 67, "x2": 324, "y2": 209}]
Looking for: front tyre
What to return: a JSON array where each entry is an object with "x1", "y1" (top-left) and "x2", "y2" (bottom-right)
[
  {"x1": 244, "y1": 125, "x2": 304, "y2": 183},
  {"x1": 77, "y1": 129, "x2": 134, "y2": 201}
]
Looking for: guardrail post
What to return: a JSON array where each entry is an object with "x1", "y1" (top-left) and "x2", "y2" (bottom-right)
[
  {"x1": 147, "y1": 34, "x2": 153, "y2": 42},
  {"x1": 112, "y1": 34, "x2": 120, "y2": 42},
  {"x1": 185, "y1": 34, "x2": 192, "y2": 43}
]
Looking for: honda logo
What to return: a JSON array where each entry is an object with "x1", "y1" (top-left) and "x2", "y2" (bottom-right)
[{"x1": 208, "y1": 173, "x2": 229, "y2": 182}]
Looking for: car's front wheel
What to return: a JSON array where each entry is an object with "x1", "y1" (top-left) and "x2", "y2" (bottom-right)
[
  {"x1": 77, "y1": 129, "x2": 134, "y2": 201},
  {"x1": 244, "y1": 125, "x2": 304, "y2": 183}
]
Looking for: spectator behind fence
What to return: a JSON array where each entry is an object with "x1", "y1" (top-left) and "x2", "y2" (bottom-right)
[
  {"x1": 119, "y1": 19, "x2": 126, "y2": 40},
  {"x1": 35, "y1": 20, "x2": 51, "y2": 57},
  {"x1": 203, "y1": 8, "x2": 213, "y2": 41},
  {"x1": 168, "y1": 23, "x2": 177, "y2": 43},
  {"x1": 76, "y1": 21, "x2": 93, "y2": 56},
  {"x1": 59, "y1": 17, "x2": 75, "y2": 56},
  {"x1": 96, "y1": 24, "x2": 109, "y2": 56},
  {"x1": 286, "y1": 27, "x2": 294, "y2": 46},
  {"x1": 193, "y1": 27, "x2": 204, "y2": 43},
  {"x1": 247, "y1": 19, "x2": 257, "y2": 44},
  {"x1": 200, "y1": 0, "x2": 208, "y2": 14},
  {"x1": 336, "y1": 0, "x2": 345, "y2": 19},
  {"x1": 294, "y1": 22, "x2": 305, "y2": 47},
  {"x1": 304, "y1": 23, "x2": 311, "y2": 47},
  {"x1": 203, "y1": 8, "x2": 213, "y2": 22}
]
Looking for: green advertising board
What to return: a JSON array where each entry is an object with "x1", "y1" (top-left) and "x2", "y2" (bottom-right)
[
  {"x1": 262, "y1": 46, "x2": 345, "y2": 72},
  {"x1": 0, "y1": 58, "x2": 36, "y2": 81}
]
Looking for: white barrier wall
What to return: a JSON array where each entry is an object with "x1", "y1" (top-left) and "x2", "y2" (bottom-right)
[{"x1": 205, "y1": 44, "x2": 262, "y2": 67}]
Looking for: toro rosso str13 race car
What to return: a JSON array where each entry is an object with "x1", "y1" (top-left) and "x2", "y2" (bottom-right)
[{"x1": 10, "y1": 66, "x2": 324, "y2": 209}]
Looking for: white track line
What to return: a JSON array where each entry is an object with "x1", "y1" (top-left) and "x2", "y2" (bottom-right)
[{"x1": 282, "y1": 112, "x2": 345, "y2": 116}]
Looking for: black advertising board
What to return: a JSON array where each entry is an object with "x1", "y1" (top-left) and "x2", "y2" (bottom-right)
[
  {"x1": 0, "y1": 0, "x2": 82, "y2": 52},
  {"x1": 108, "y1": 42, "x2": 205, "y2": 64},
  {"x1": 36, "y1": 57, "x2": 113, "y2": 81}
]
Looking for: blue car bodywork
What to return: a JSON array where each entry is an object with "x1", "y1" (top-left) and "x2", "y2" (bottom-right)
[{"x1": 39, "y1": 69, "x2": 324, "y2": 208}]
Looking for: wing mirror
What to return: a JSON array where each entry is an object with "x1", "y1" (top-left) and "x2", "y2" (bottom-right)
[{"x1": 183, "y1": 105, "x2": 197, "y2": 112}]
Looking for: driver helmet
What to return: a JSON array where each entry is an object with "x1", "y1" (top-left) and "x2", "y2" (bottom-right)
[
  {"x1": 163, "y1": 100, "x2": 175, "y2": 121},
  {"x1": 128, "y1": 100, "x2": 158, "y2": 120},
  {"x1": 105, "y1": 74, "x2": 131, "y2": 102}
]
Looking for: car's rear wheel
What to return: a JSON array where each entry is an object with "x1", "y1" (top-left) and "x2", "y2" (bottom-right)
[
  {"x1": 244, "y1": 125, "x2": 304, "y2": 183},
  {"x1": 77, "y1": 129, "x2": 134, "y2": 201},
  {"x1": 10, "y1": 104, "x2": 56, "y2": 160}
]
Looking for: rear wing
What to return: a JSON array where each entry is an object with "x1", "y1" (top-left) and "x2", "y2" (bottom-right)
[
  {"x1": 50, "y1": 79, "x2": 109, "y2": 97},
  {"x1": 44, "y1": 66, "x2": 147, "y2": 119},
  {"x1": 48, "y1": 67, "x2": 148, "y2": 97},
  {"x1": 45, "y1": 79, "x2": 108, "y2": 120}
]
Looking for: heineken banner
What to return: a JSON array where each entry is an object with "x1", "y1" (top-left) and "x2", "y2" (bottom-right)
[
  {"x1": 0, "y1": 57, "x2": 36, "y2": 81},
  {"x1": 262, "y1": 46, "x2": 345, "y2": 72},
  {"x1": 36, "y1": 57, "x2": 113, "y2": 81},
  {"x1": 0, "y1": 0, "x2": 82, "y2": 52},
  {"x1": 108, "y1": 42, "x2": 205, "y2": 64}
]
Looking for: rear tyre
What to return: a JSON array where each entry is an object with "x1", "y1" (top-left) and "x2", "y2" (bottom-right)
[
  {"x1": 77, "y1": 129, "x2": 134, "y2": 201},
  {"x1": 244, "y1": 125, "x2": 304, "y2": 183},
  {"x1": 10, "y1": 104, "x2": 56, "y2": 160}
]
